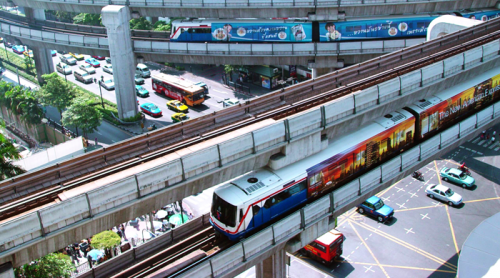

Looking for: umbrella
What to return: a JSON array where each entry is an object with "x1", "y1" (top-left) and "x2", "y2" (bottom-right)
[
  {"x1": 146, "y1": 220, "x2": 163, "y2": 231},
  {"x1": 169, "y1": 214, "x2": 190, "y2": 226},
  {"x1": 155, "y1": 210, "x2": 169, "y2": 219},
  {"x1": 87, "y1": 249, "x2": 104, "y2": 261}
]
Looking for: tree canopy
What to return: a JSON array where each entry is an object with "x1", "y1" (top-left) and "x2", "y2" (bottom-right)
[
  {"x1": 153, "y1": 20, "x2": 170, "y2": 32},
  {"x1": 130, "y1": 17, "x2": 152, "y2": 30},
  {"x1": 37, "y1": 72, "x2": 77, "y2": 120},
  {"x1": 14, "y1": 252, "x2": 75, "y2": 278},
  {"x1": 73, "y1": 13, "x2": 102, "y2": 26},
  {"x1": 0, "y1": 119, "x2": 25, "y2": 181},
  {"x1": 61, "y1": 96, "x2": 102, "y2": 137},
  {"x1": 91, "y1": 230, "x2": 121, "y2": 250}
]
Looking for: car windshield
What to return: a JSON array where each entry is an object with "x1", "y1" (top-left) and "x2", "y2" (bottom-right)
[
  {"x1": 445, "y1": 188, "x2": 454, "y2": 197},
  {"x1": 104, "y1": 79, "x2": 112, "y2": 84},
  {"x1": 180, "y1": 115, "x2": 189, "y2": 120},
  {"x1": 374, "y1": 199, "x2": 384, "y2": 210},
  {"x1": 81, "y1": 72, "x2": 89, "y2": 76},
  {"x1": 459, "y1": 172, "x2": 468, "y2": 179},
  {"x1": 149, "y1": 105, "x2": 158, "y2": 110}
]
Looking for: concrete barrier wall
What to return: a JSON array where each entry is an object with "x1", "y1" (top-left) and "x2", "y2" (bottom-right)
[
  {"x1": 18, "y1": 0, "x2": 457, "y2": 8},
  {"x1": 181, "y1": 101, "x2": 500, "y2": 278},
  {"x1": 1, "y1": 41, "x2": 499, "y2": 266}
]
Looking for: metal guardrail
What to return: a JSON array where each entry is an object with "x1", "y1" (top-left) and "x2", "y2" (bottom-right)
[{"x1": 28, "y1": 0, "x2": 456, "y2": 8}]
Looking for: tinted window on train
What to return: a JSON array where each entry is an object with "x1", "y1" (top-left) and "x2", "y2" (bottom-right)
[
  {"x1": 264, "y1": 181, "x2": 307, "y2": 208},
  {"x1": 417, "y1": 22, "x2": 427, "y2": 29},
  {"x1": 212, "y1": 194, "x2": 237, "y2": 227},
  {"x1": 346, "y1": 25, "x2": 362, "y2": 32}
]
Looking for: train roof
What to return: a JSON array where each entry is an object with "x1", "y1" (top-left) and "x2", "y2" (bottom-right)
[
  {"x1": 406, "y1": 66, "x2": 500, "y2": 114},
  {"x1": 214, "y1": 109, "x2": 413, "y2": 205}
]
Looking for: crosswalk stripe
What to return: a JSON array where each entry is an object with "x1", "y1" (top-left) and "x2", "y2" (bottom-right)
[
  {"x1": 471, "y1": 137, "x2": 481, "y2": 144},
  {"x1": 478, "y1": 140, "x2": 486, "y2": 146},
  {"x1": 489, "y1": 144, "x2": 496, "y2": 149},
  {"x1": 495, "y1": 147, "x2": 500, "y2": 151}
]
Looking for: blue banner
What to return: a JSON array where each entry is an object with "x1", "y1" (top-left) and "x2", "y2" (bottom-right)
[{"x1": 211, "y1": 22, "x2": 312, "y2": 42}]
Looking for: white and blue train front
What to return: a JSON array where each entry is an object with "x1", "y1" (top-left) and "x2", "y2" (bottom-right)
[{"x1": 210, "y1": 168, "x2": 308, "y2": 241}]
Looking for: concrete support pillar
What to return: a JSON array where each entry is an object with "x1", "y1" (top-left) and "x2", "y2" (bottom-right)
[
  {"x1": 255, "y1": 249, "x2": 287, "y2": 278},
  {"x1": 102, "y1": 5, "x2": 138, "y2": 119},
  {"x1": 23, "y1": 7, "x2": 45, "y2": 23},
  {"x1": 311, "y1": 68, "x2": 317, "y2": 79},
  {"x1": 31, "y1": 46, "x2": 55, "y2": 84},
  {"x1": 0, "y1": 263, "x2": 14, "y2": 278}
]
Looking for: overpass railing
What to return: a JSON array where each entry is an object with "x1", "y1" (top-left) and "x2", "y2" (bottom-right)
[
  {"x1": 1, "y1": 41, "x2": 498, "y2": 260},
  {"x1": 29, "y1": 0, "x2": 455, "y2": 8},
  {"x1": 0, "y1": 19, "x2": 425, "y2": 56}
]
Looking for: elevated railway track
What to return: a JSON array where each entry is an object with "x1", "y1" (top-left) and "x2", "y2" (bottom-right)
[{"x1": 0, "y1": 17, "x2": 499, "y2": 223}]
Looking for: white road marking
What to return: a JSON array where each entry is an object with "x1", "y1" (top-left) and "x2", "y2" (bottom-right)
[
  {"x1": 478, "y1": 141, "x2": 486, "y2": 146},
  {"x1": 395, "y1": 186, "x2": 405, "y2": 193},
  {"x1": 212, "y1": 89, "x2": 229, "y2": 94},
  {"x1": 431, "y1": 201, "x2": 441, "y2": 207},
  {"x1": 382, "y1": 196, "x2": 391, "y2": 202},
  {"x1": 421, "y1": 213, "x2": 430, "y2": 220},
  {"x1": 409, "y1": 192, "x2": 418, "y2": 198},
  {"x1": 477, "y1": 152, "x2": 484, "y2": 155},
  {"x1": 396, "y1": 203, "x2": 407, "y2": 209},
  {"x1": 363, "y1": 266, "x2": 375, "y2": 273},
  {"x1": 404, "y1": 228, "x2": 415, "y2": 234}
]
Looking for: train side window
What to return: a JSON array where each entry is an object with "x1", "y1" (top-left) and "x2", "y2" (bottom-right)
[
  {"x1": 253, "y1": 205, "x2": 260, "y2": 215},
  {"x1": 288, "y1": 180, "x2": 307, "y2": 195},
  {"x1": 346, "y1": 25, "x2": 362, "y2": 32},
  {"x1": 417, "y1": 22, "x2": 427, "y2": 29}
]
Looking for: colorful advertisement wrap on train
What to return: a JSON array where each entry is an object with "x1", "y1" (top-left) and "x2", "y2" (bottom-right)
[
  {"x1": 418, "y1": 73, "x2": 500, "y2": 139},
  {"x1": 211, "y1": 23, "x2": 313, "y2": 42},
  {"x1": 305, "y1": 118, "x2": 416, "y2": 197},
  {"x1": 319, "y1": 18, "x2": 434, "y2": 41},
  {"x1": 464, "y1": 10, "x2": 500, "y2": 21}
]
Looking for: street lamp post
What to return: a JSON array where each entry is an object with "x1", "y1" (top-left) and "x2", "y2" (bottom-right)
[
  {"x1": 64, "y1": 71, "x2": 67, "y2": 82},
  {"x1": 99, "y1": 76, "x2": 104, "y2": 109}
]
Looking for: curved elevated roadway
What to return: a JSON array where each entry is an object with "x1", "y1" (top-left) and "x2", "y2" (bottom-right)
[
  {"x1": 0, "y1": 19, "x2": 499, "y2": 267},
  {"x1": 3, "y1": 0, "x2": 498, "y2": 19}
]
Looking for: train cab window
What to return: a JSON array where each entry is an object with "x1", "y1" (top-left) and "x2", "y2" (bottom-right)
[{"x1": 211, "y1": 194, "x2": 237, "y2": 227}]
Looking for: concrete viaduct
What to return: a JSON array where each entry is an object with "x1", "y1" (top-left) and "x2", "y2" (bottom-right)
[{"x1": 0, "y1": 31, "x2": 499, "y2": 276}]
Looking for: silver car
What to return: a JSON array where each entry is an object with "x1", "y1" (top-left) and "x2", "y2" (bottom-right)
[
  {"x1": 79, "y1": 64, "x2": 96, "y2": 74},
  {"x1": 425, "y1": 184, "x2": 462, "y2": 206},
  {"x1": 61, "y1": 54, "x2": 77, "y2": 65},
  {"x1": 56, "y1": 62, "x2": 72, "y2": 75},
  {"x1": 99, "y1": 77, "x2": 115, "y2": 90},
  {"x1": 103, "y1": 64, "x2": 113, "y2": 75}
]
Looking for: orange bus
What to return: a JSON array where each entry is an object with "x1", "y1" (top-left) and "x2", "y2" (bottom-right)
[
  {"x1": 303, "y1": 229, "x2": 345, "y2": 264},
  {"x1": 152, "y1": 73, "x2": 205, "y2": 106}
]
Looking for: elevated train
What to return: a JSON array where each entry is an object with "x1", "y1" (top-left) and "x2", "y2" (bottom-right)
[
  {"x1": 171, "y1": 9, "x2": 500, "y2": 43},
  {"x1": 210, "y1": 67, "x2": 500, "y2": 241}
]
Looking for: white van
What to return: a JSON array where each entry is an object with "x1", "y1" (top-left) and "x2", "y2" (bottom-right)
[{"x1": 136, "y1": 63, "x2": 150, "y2": 78}]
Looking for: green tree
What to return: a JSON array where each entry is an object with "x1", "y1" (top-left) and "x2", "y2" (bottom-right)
[
  {"x1": 23, "y1": 56, "x2": 34, "y2": 74},
  {"x1": 0, "y1": 119, "x2": 25, "y2": 181},
  {"x1": 61, "y1": 96, "x2": 102, "y2": 138},
  {"x1": 129, "y1": 17, "x2": 152, "y2": 30},
  {"x1": 17, "y1": 89, "x2": 44, "y2": 126},
  {"x1": 46, "y1": 10, "x2": 77, "y2": 23},
  {"x1": 91, "y1": 230, "x2": 121, "y2": 259},
  {"x1": 14, "y1": 252, "x2": 75, "y2": 278},
  {"x1": 153, "y1": 20, "x2": 170, "y2": 32},
  {"x1": 37, "y1": 72, "x2": 77, "y2": 122},
  {"x1": 73, "y1": 13, "x2": 102, "y2": 26}
]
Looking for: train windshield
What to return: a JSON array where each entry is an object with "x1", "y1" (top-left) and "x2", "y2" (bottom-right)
[{"x1": 211, "y1": 193, "x2": 237, "y2": 227}]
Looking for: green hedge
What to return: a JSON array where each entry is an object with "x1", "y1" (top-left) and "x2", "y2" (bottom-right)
[{"x1": 0, "y1": 48, "x2": 36, "y2": 76}]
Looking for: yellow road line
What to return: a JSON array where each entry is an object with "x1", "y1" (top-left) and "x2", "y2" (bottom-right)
[
  {"x1": 338, "y1": 261, "x2": 456, "y2": 273},
  {"x1": 395, "y1": 204, "x2": 444, "y2": 212},
  {"x1": 354, "y1": 221, "x2": 457, "y2": 270},
  {"x1": 464, "y1": 196, "x2": 500, "y2": 203},
  {"x1": 377, "y1": 180, "x2": 401, "y2": 198},
  {"x1": 434, "y1": 161, "x2": 442, "y2": 185},
  {"x1": 445, "y1": 205, "x2": 460, "y2": 256},
  {"x1": 348, "y1": 220, "x2": 390, "y2": 278}
]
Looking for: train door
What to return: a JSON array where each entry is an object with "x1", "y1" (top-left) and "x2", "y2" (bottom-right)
[{"x1": 251, "y1": 202, "x2": 264, "y2": 229}]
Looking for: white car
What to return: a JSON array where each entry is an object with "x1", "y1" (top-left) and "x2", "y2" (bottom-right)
[
  {"x1": 79, "y1": 64, "x2": 96, "y2": 74},
  {"x1": 60, "y1": 54, "x2": 77, "y2": 65},
  {"x1": 56, "y1": 62, "x2": 72, "y2": 75},
  {"x1": 103, "y1": 64, "x2": 113, "y2": 75},
  {"x1": 222, "y1": 98, "x2": 240, "y2": 108},
  {"x1": 99, "y1": 77, "x2": 115, "y2": 90},
  {"x1": 425, "y1": 184, "x2": 462, "y2": 206}
]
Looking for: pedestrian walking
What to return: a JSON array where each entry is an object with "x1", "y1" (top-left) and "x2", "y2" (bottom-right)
[
  {"x1": 492, "y1": 136, "x2": 496, "y2": 144},
  {"x1": 93, "y1": 77, "x2": 97, "y2": 84},
  {"x1": 120, "y1": 224, "x2": 127, "y2": 240},
  {"x1": 94, "y1": 137, "x2": 98, "y2": 146},
  {"x1": 487, "y1": 133, "x2": 490, "y2": 140}
]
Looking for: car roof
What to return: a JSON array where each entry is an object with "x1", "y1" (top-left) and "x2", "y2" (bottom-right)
[
  {"x1": 432, "y1": 184, "x2": 449, "y2": 191},
  {"x1": 448, "y1": 168, "x2": 462, "y2": 175},
  {"x1": 366, "y1": 196, "x2": 380, "y2": 204}
]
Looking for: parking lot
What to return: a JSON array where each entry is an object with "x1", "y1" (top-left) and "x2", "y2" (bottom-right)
[{"x1": 291, "y1": 125, "x2": 500, "y2": 278}]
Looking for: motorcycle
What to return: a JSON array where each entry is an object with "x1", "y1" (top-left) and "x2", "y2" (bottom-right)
[
  {"x1": 458, "y1": 167, "x2": 472, "y2": 176},
  {"x1": 147, "y1": 124, "x2": 157, "y2": 131},
  {"x1": 412, "y1": 171, "x2": 424, "y2": 181}
]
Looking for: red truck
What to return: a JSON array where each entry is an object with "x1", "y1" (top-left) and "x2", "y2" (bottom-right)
[{"x1": 303, "y1": 229, "x2": 345, "y2": 264}]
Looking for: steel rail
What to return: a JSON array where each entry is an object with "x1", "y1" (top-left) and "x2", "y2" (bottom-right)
[{"x1": 0, "y1": 18, "x2": 498, "y2": 215}]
